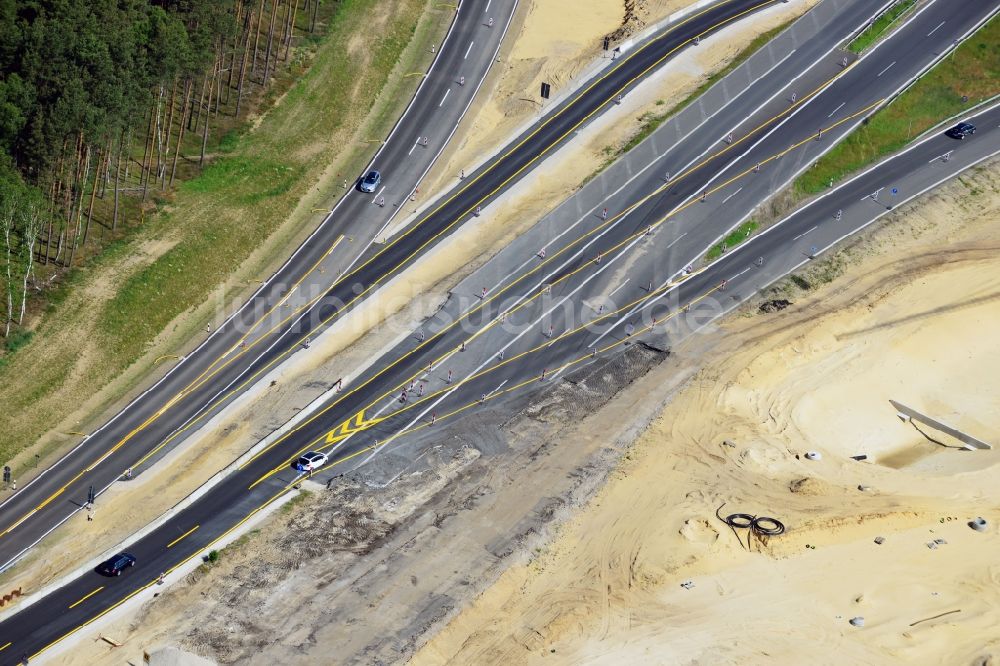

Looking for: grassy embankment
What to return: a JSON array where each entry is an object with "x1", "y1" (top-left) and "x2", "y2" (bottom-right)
[
  {"x1": 0, "y1": 0, "x2": 450, "y2": 474},
  {"x1": 796, "y1": 14, "x2": 999, "y2": 195}
]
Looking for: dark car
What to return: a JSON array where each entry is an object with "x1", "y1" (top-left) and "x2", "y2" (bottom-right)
[
  {"x1": 359, "y1": 170, "x2": 382, "y2": 193},
  {"x1": 945, "y1": 122, "x2": 976, "y2": 140},
  {"x1": 97, "y1": 552, "x2": 136, "y2": 577}
]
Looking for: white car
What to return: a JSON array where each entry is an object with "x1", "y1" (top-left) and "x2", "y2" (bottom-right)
[{"x1": 294, "y1": 451, "x2": 328, "y2": 472}]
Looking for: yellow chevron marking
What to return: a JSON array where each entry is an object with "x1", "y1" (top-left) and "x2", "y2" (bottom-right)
[{"x1": 325, "y1": 410, "x2": 382, "y2": 444}]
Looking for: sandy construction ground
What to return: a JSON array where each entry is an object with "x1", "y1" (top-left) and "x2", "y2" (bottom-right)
[{"x1": 412, "y1": 162, "x2": 1000, "y2": 665}]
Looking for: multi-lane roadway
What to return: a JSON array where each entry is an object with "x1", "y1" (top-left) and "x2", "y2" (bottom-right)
[{"x1": 0, "y1": 0, "x2": 822, "y2": 659}]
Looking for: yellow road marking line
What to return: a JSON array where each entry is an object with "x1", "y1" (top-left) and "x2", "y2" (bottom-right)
[
  {"x1": 68, "y1": 586, "x2": 103, "y2": 610},
  {"x1": 30, "y1": 480, "x2": 299, "y2": 662},
  {"x1": 166, "y1": 525, "x2": 199, "y2": 549},
  {"x1": 248, "y1": 409, "x2": 384, "y2": 489},
  {"x1": 268, "y1": 271, "x2": 715, "y2": 478},
  {"x1": 337, "y1": 287, "x2": 727, "y2": 459},
  {"x1": 0, "y1": 641, "x2": 10, "y2": 652}
]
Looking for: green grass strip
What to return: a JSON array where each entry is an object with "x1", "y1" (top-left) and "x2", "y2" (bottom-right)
[
  {"x1": 706, "y1": 220, "x2": 759, "y2": 261},
  {"x1": 796, "y1": 13, "x2": 999, "y2": 196},
  {"x1": 847, "y1": 0, "x2": 918, "y2": 54}
]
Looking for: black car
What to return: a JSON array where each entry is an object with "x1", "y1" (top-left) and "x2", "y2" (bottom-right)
[
  {"x1": 97, "y1": 552, "x2": 136, "y2": 577},
  {"x1": 945, "y1": 122, "x2": 976, "y2": 140}
]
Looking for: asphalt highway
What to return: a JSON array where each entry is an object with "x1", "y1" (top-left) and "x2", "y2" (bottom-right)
[
  {"x1": 2, "y1": 0, "x2": 998, "y2": 660},
  {"x1": 0, "y1": 0, "x2": 788, "y2": 582}
]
